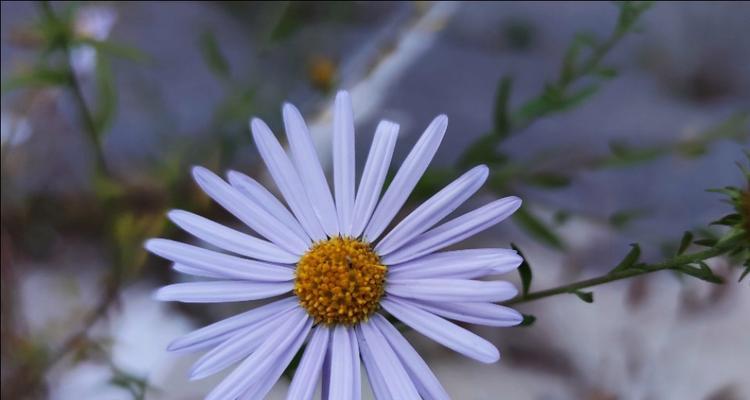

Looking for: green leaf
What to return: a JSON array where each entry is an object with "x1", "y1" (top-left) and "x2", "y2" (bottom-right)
[
  {"x1": 518, "y1": 313, "x2": 536, "y2": 327},
  {"x1": 677, "y1": 231, "x2": 693, "y2": 255},
  {"x1": 572, "y1": 290, "x2": 594, "y2": 303},
  {"x1": 710, "y1": 214, "x2": 741, "y2": 227},
  {"x1": 693, "y1": 238, "x2": 718, "y2": 247},
  {"x1": 93, "y1": 54, "x2": 117, "y2": 135},
  {"x1": 493, "y1": 77, "x2": 513, "y2": 137},
  {"x1": 560, "y1": 32, "x2": 597, "y2": 83},
  {"x1": 526, "y1": 172, "x2": 571, "y2": 189},
  {"x1": 553, "y1": 210, "x2": 571, "y2": 225},
  {"x1": 411, "y1": 168, "x2": 456, "y2": 201},
  {"x1": 458, "y1": 133, "x2": 506, "y2": 169},
  {"x1": 601, "y1": 141, "x2": 667, "y2": 168},
  {"x1": 199, "y1": 30, "x2": 230, "y2": 79},
  {"x1": 594, "y1": 67, "x2": 618, "y2": 79},
  {"x1": 512, "y1": 206, "x2": 565, "y2": 250},
  {"x1": 677, "y1": 263, "x2": 724, "y2": 284},
  {"x1": 511, "y1": 243, "x2": 532, "y2": 296},
  {"x1": 608, "y1": 208, "x2": 649, "y2": 229},
  {"x1": 610, "y1": 243, "x2": 641, "y2": 273},
  {"x1": 1, "y1": 67, "x2": 69, "y2": 93},
  {"x1": 514, "y1": 83, "x2": 599, "y2": 125},
  {"x1": 739, "y1": 263, "x2": 750, "y2": 283},
  {"x1": 269, "y1": 2, "x2": 307, "y2": 42}
]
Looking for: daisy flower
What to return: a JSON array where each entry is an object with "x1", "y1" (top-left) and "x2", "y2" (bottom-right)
[{"x1": 146, "y1": 91, "x2": 524, "y2": 399}]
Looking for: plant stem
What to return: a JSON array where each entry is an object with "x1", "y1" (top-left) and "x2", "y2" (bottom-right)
[
  {"x1": 501, "y1": 231, "x2": 745, "y2": 306},
  {"x1": 40, "y1": 1, "x2": 110, "y2": 176}
]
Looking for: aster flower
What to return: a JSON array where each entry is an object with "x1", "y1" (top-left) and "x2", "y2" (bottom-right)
[{"x1": 147, "y1": 91, "x2": 523, "y2": 399}]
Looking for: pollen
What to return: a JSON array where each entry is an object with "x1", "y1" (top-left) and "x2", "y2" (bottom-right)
[{"x1": 294, "y1": 237, "x2": 387, "y2": 325}]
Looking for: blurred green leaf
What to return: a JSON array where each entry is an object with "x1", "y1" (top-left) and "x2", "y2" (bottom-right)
[
  {"x1": 594, "y1": 66, "x2": 618, "y2": 79},
  {"x1": 677, "y1": 262, "x2": 724, "y2": 284},
  {"x1": 553, "y1": 209, "x2": 571, "y2": 225},
  {"x1": 1, "y1": 67, "x2": 69, "y2": 92},
  {"x1": 199, "y1": 30, "x2": 230, "y2": 80},
  {"x1": 601, "y1": 140, "x2": 667, "y2": 168},
  {"x1": 493, "y1": 77, "x2": 513, "y2": 137},
  {"x1": 512, "y1": 206, "x2": 565, "y2": 250},
  {"x1": 511, "y1": 243, "x2": 532, "y2": 296},
  {"x1": 526, "y1": 172, "x2": 571, "y2": 189},
  {"x1": 514, "y1": 83, "x2": 599, "y2": 125},
  {"x1": 693, "y1": 238, "x2": 718, "y2": 247},
  {"x1": 739, "y1": 260, "x2": 750, "y2": 282},
  {"x1": 616, "y1": 1, "x2": 655, "y2": 33},
  {"x1": 608, "y1": 208, "x2": 649, "y2": 229},
  {"x1": 571, "y1": 290, "x2": 594, "y2": 303},
  {"x1": 610, "y1": 243, "x2": 641, "y2": 273},
  {"x1": 269, "y1": 2, "x2": 306, "y2": 42},
  {"x1": 93, "y1": 54, "x2": 117, "y2": 135},
  {"x1": 519, "y1": 313, "x2": 536, "y2": 327},
  {"x1": 458, "y1": 133, "x2": 506, "y2": 169},
  {"x1": 560, "y1": 32, "x2": 597, "y2": 84},
  {"x1": 677, "y1": 231, "x2": 694, "y2": 255},
  {"x1": 412, "y1": 168, "x2": 456, "y2": 201}
]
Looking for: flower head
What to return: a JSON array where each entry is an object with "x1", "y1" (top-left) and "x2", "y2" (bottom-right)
[{"x1": 147, "y1": 91, "x2": 523, "y2": 399}]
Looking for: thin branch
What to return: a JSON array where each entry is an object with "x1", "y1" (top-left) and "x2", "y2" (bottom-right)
[
  {"x1": 501, "y1": 231, "x2": 745, "y2": 306},
  {"x1": 40, "y1": 0, "x2": 110, "y2": 176}
]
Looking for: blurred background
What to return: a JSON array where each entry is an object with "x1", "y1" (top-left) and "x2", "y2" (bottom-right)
[{"x1": 1, "y1": 1, "x2": 748, "y2": 399}]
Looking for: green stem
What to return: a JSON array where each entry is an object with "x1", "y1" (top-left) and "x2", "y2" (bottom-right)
[
  {"x1": 40, "y1": 1, "x2": 110, "y2": 177},
  {"x1": 501, "y1": 231, "x2": 745, "y2": 306}
]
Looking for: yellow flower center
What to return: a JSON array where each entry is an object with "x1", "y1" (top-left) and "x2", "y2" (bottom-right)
[{"x1": 294, "y1": 237, "x2": 387, "y2": 325}]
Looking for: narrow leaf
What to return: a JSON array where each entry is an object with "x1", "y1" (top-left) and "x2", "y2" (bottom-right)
[
  {"x1": 610, "y1": 243, "x2": 641, "y2": 273},
  {"x1": 677, "y1": 231, "x2": 693, "y2": 255},
  {"x1": 526, "y1": 172, "x2": 571, "y2": 189},
  {"x1": 199, "y1": 30, "x2": 230, "y2": 79},
  {"x1": 511, "y1": 243, "x2": 532, "y2": 296},
  {"x1": 512, "y1": 206, "x2": 565, "y2": 250},
  {"x1": 572, "y1": 290, "x2": 594, "y2": 303},
  {"x1": 677, "y1": 264, "x2": 724, "y2": 284},
  {"x1": 493, "y1": 76, "x2": 513, "y2": 137},
  {"x1": 519, "y1": 314, "x2": 536, "y2": 327}
]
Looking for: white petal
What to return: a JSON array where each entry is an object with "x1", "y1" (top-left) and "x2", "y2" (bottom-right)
[
  {"x1": 377, "y1": 165, "x2": 488, "y2": 256},
  {"x1": 206, "y1": 309, "x2": 312, "y2": 400},
  {"x1": 168, "y1": 210, "x2": 298, "y2": 264},
  {"x1": 371, "y1": 314, "x2": 449, "y2": 400},
  {"x1": 329, "y1": 326, "x2": 354, "y2": 400},
  {"x1": 363, "y1": 115, "x2": 448, "y2": 242},
  {"x1": 155, "y1": 281, "x2": 293, "y2": 303},
  {"x1": 357, "y1": 329, "x2": 390, "y2": 400},
  {"x1": 351, "y1": 120, "x2": 399, "y2": 237},
  {"x1": 192, "y1": 166, "x2": 308, "y2": 254},
  {"x1": 333, "y1": 91, "x2": 356, "y2": 235},
  {"x1": 287, "y1": 325, "x2": 330, "y2": 400},
  {"x1": 356, "y1": 321, "x2": 420, "y2": 399},
  {"x1": 145, "y1": 239, "x2": 293, "y2": 282},
  {"x1": 251, "y1": 118, "x2": 327, "y2": 241},
  {"x1": 226, "y1": 170, "x2": 310, "y2": 245},
  {"x1": 167, "y1": 297, "x2": 298, "y2": 352},
  {"x1": 240, "y1": 322, "x2": 311, "y2": 400},
  {"x1": 382, "y1": 298, "x2": 499, "y2": 364},
  {"x1": 382, "y1": 196, "x2": 522, "y2": 265},
  {"x1": 386, "y1": 279, "x2": 518, "y2": 303},
  {"x1": 283, "y1": 103, "x2": 339, "y2": 236},
  {"x1": 404, "y1": 298, "x2": 523, "y2": 327},
  {"x1": 387, "y1": 248, "x2": 522, "y2": 280},
  {"x1": 172, "y1": 263, "x2": 223, "y2": 279},
  {"x1": 350, "y1": 328, "x2": 361, "y2": 400},
  {"x1": 190, "y1": 307, "x2": 294, "y2": 379}
]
